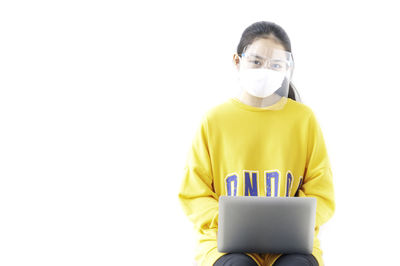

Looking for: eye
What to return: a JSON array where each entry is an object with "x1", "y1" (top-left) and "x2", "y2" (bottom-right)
[
  {"x1": 270, "y1": 60, "x2": 289, "y2": 71},
  {"x1": 250, "y1": 60, "x2": 262, "y2": 65}
]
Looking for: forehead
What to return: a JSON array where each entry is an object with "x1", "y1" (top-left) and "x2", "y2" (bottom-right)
[{"x1": 244, "y1": 38, "x2": 287, "y2": 58}]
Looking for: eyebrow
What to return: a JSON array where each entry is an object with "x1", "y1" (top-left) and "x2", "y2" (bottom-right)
[
  {"x1": 246, "y1": 53, "x2": 288, "y2": 62},
  {"x1": 245, "y1": 53, "x2": 265, "y2": 59}
]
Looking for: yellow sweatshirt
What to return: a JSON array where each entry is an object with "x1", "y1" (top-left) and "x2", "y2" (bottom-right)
[{"x1": 178, "y1": 96, "x2": 335, "y2": 266}]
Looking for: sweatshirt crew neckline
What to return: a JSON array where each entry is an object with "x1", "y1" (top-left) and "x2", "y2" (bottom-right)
[{"x1": 228, "y1": 96, "x2": 289, "y2": 112}]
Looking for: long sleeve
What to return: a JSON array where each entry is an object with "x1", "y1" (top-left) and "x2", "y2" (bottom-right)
[
  {"x1": 297, "y1": 111, "x2": 335, "y2": 228},
  {"x1": 178, "y1": 114, "x2": 219, "y2": 235}
]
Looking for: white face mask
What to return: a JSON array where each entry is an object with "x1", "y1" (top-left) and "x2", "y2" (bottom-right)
[{"x1": 238, "y1": 68, "x2": 286, "y2": 98}]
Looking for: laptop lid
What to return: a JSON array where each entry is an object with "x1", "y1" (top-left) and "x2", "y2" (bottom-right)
[{"x1": 217, "y1": 196, "x2": 316, "y2": 254}]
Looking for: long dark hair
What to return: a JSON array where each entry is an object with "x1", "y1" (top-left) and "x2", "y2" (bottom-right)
[{"x1": 236, "y1": 21, "x2": 301, "y2": 102}]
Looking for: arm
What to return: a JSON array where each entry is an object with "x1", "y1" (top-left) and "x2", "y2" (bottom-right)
[
  {"x1": 178, "y1": 114, "x2": 219, "y2": 235},
  {"x1": 297, "y1": 111, "x2": 335, "y2": 228}
]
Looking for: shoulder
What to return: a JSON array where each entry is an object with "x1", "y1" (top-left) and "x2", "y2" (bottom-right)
[
  {"x1": 275, "y1": 98, "x2": 317, "y2": 128},
  {"x1": 202, "y1": 99, "x2": 236, "y2": 122},
  {"x1": 286, "y1": 99, "x2": 324, "y2": 136},
  {"x1": 286, "y1": 98, "x2": 314, "y2": 117}
]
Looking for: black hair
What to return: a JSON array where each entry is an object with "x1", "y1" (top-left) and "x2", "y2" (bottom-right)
[{"x1": 236, "y1": 21, "x2": 300, "y2": 102}]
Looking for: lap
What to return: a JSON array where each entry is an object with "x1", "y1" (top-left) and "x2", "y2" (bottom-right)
[{"x1": 213, "y1": 252, "x2": 318, "y2": 266}]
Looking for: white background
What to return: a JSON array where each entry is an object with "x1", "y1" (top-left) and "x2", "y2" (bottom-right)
[{"x1": 1, "y1": 0, "x2": 399, "y2": 265}]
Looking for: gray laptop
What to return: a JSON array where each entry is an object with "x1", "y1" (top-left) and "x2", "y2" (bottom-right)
[{"x1": 217, "y1": 196, "x2": 316, "y2": 254}]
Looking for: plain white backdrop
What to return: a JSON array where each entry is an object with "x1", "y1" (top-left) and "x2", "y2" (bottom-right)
[{"x1": 1, "y1": 0, "x2": 399, "y2": 265}]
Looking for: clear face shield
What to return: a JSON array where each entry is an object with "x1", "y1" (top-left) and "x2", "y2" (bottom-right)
[{"x1": 234, "y1": 45, "x2": 294, "y2": 109}]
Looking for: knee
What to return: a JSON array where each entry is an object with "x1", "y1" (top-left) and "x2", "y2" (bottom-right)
[
  {"x1": 273, "y1": 254, "x2": 319, "y2": 266},
  {"x1": 214, "y1": 253, "x2": 258, "y2": 266}
]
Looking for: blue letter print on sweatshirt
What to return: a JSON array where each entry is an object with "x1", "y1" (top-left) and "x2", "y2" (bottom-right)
[{"x1": 225, "y1": 170, "x2": 299, "y2": 197}]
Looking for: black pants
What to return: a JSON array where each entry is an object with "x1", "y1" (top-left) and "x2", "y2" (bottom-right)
[{"x1": 214, "y1": 253, "x2": 319, "y2": 266}]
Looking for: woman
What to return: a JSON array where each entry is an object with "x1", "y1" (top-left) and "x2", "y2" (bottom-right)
[{"x1": 178, "y1": 21, "x2": 335, "y2": 266}]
